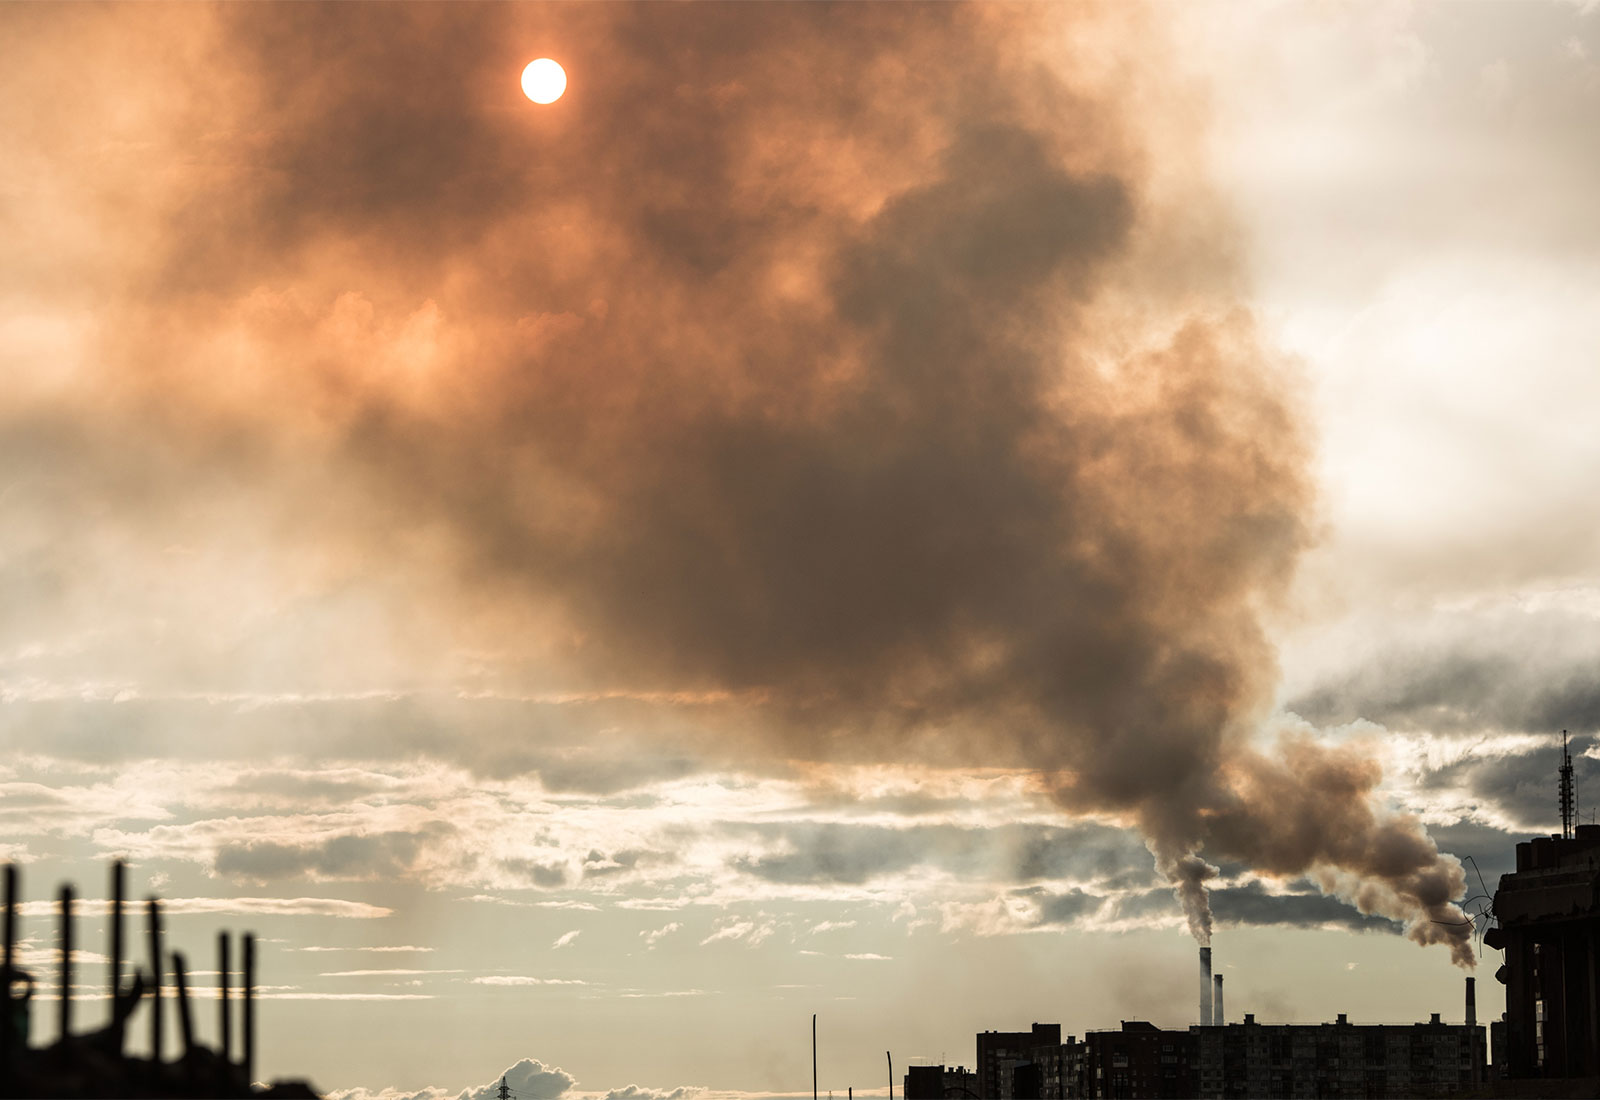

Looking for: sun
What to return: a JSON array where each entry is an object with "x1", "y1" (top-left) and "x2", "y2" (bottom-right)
[{"x1": 521, "y1": 58, "x2": 567, "y2": 105}]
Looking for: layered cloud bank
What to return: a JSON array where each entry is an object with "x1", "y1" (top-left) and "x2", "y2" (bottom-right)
[
  {"x1": 1, "y1": 3, "x2": 1472, "y2": 962},
  {"x1": 323, "y1": 1056, "x2": 696, "y2": 1100}
]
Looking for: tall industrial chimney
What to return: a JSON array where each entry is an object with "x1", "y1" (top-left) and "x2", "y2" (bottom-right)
[
  {"x1": 1214, "y1": 974, "x2": 1224, "y2": 1027},
  {"x1": 1465, "y1": 976, "x2": 1476, "y2": 1027},
  {"x1": 1199, "y1": 947, "x2": 1213, "y2": 1026}
]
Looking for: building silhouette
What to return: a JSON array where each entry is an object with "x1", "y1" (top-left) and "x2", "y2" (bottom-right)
[
  {"x1": 1485, "y1": 824, "x2": 1600, "y2": 1078},
  {"x1": 1084, "y1": 1021, "x2": 1194, "y2": 1098},
  {"x1": 1195, "y1": 1010, "x2": 1483, "y2": 1099},
  {"x1": 977, "y1": 1024, "x2": 1060, "y2": 1098},
  {"x1": 904, "y1": 1063, "x2": 977, "y2": 1099},
  {"x1": 966, "y1": 992, "x2": 1485, "y2": 1099}
]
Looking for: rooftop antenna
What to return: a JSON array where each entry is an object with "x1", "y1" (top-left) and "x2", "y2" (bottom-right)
[{"x1": 1560, "y1": 729, "x2": 1575, "y2": 840}]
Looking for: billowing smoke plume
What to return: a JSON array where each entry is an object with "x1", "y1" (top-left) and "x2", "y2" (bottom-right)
[
  {"x1": 1, "y1": 3, "x2": 1471, "y2": 962},
  {"x1": 1163, "y1": 851, "x2": 1220, "y2": 947}
]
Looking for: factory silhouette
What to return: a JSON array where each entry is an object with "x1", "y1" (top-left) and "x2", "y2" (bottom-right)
[{"x1": 902, "y1": 733, "x2": 1600, "y2": 1099}]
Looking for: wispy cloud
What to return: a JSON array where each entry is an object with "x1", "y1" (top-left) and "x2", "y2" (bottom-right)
[
  {"x1": 16, "y1": 897, "x2": 392, "y2": 919},
  {"x1": 296, "y1": 945, "x2": 435, "y2": 953},
  {"x1": 320, "y1": 969, "x2": 464, "y2": 978},
  {"x1": 699, "y1": 918, "x2": 778, "y2": 948},
  {"x1": 470, "y1": 976, "x2": 588, "y2": 986},
  {"x1": 552, "y1": 930, "x2": 581, "y2": 950},
  {"x1": 640, "y1": 922, "x2": 681, "y2": 950},
  {"x1": 261, "y1": 993, "x2": 434, "y2": 1001}
]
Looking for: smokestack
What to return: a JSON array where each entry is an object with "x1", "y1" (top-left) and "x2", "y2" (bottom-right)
[
  {"x1": 1199, "y1": 947, "x2": 1213, "y2": 1026},
  {"x1": 1214, "y1": 974, "x2": 1224, "y2": 1027},
  {"x1": 1465, "y1": 976, "x2": 1476, "y2": 1027}
]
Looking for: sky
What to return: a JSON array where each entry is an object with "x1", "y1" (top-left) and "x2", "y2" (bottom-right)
[{"x1": 3, "y1": 1, "x2": 1600, "y2": 1097}]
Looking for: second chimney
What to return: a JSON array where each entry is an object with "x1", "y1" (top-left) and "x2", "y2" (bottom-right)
[
  {"x1": 1199, "y1": 947, "x2": 1213, "y2": 1026},
  {"x1": 1214, "y1": 974, "x2": 1224, "y2": 1027},
  {"x1": 1466, "y1": 976, "x2": 1476, "y2": 1027}
]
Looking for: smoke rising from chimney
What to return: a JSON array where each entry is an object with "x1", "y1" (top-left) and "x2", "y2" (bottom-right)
[{"x1": 5, "y1": 3, "x2": 1473, "y2": 964}]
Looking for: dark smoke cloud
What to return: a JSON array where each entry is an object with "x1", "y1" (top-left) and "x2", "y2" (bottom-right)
[
  {"x1": 2, "y1": 3, "x2": 1473, "y2": 961},
  {"x1": 1210, "y1": 881, "x2": 1402, "y2": 935}
]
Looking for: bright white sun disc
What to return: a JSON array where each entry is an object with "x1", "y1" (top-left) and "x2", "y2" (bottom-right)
[{"x1": 521, "y1": 58, "x2": 567, "y2": 104}]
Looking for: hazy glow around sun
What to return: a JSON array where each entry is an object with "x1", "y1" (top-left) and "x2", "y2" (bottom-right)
[{"x1": 521, "y1": 58, "x2": 567, "y2": 104}]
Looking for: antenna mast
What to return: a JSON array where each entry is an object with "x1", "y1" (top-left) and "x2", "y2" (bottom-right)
[
  {"x1": 497, "y1": 1077, "x2": 514, "y2": 1100},
  {"x1": 1560, "y1": 729, "x2": 1575, "y2": 840}
]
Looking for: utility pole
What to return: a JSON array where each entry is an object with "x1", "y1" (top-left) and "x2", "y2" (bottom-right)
[
  {"x1": 887, "y1": 1051, "x2": 893, "y2": 1100},
  {"x1": 812, "y1": 1014, "x2": 818, "y2": 1100}
]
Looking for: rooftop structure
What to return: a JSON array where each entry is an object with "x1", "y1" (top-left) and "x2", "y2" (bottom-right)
[{"x1": 1485, "y1": 822, "x2": 1600, "y2": 1078}]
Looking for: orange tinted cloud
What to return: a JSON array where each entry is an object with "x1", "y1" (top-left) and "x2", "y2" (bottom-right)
[{"x1": 0, "y1": 3, "x2": 1468, "y2": 960}]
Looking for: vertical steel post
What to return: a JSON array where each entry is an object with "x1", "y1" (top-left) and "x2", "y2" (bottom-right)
[
  {"x1": 57, "y1": 884, "x2": 73, "y2": 1042},
  {"x1": 243, "y1": 933, "x2": 256, "y2": 1087},
  {"x1": 109, "y1": 862, "x2": 124, "y2": 1030},
  {"x1": 812, "y1": 1014, "x2": 817, "y2": 1100},
  {"x1": 172, "y1": 951, "x2": 193, "y2": 1058},
  {"x1": 218, "y1": 932, "x2": 231, "y2": 1063},
  {"x1": 887, "y1": 1052, "x2": 893, "y2": 1100},
  {"x1": 147, "y1": 898, "x2": 163, "y2": 1063},
  {"x1": 2, "y1": 864, "x2": 17, "y2": 1077}
]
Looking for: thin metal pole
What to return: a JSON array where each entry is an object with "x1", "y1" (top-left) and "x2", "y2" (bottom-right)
[
  {"x1": 243, "y1": 933, "x2": 255, "y2": 1086},
  {"x1": 886, "y1": 1051, "x2": 893, "y2": 1100},
  {"x1": 172, "y1": 951, "x2": 193, "y2": 1058},
  {"x1": 2, "y1": 864, "x2": 17, "y2": 1079},
  {"x1": 110, "y1": 862, "x2": 124, "y2": 1027},
  {"x1": 147, "y1": 898, "x2": 163, "y2": 1063},
  {"x1": 812, "y1": 1014, "x2": 817, "y2": 1100},
  {"x1": 218, "y1": 932, "x2": 231, "y2": 1063},
  {"x1": 58, "y1": 884, "x2": 73, "y2": 1042}
]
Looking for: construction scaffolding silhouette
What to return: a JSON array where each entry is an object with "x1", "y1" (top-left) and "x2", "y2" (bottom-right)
[{"x1": 0, "y1": 859, "x2": 317, "y2": 1098}]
